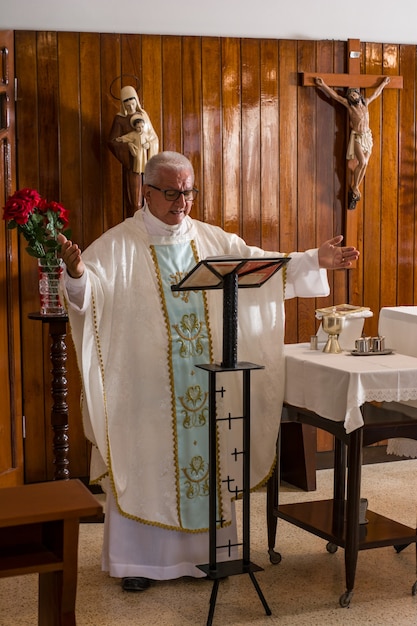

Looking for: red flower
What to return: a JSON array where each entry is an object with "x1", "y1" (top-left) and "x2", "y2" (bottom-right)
[
  {"x1": 3, "y1": 188, "x2": 42, "y2": 225},
  {"x1": 39, "y1": 199, "x2": 70, "y2": 227},
  {"x1": 2, "y1": 187, "x2": 71, "y2": 262}
]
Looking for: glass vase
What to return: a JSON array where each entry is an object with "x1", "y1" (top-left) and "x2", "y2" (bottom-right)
[{"x1": 38, "y1": 258, "x2": 65, "y2": 316}]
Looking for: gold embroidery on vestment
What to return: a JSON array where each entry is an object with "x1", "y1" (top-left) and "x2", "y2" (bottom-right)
[
  {"x1": 173, "y1": 313, "x2": 207, "y2": 358},
  {"x1": 179, "y1": 385, "x2": 208, "y2": 428},
  {"x1": 182, "y1": 455, "x2": 210, "y2": 499},
  {"x1": 170, "y1": 270, "x2": 190, "y2": 302}
]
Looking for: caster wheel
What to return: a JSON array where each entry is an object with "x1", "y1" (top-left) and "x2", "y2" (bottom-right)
[
  {"x1": 412, "y1": 581, "x2": 417, "y2": 596},
  {"x1": 339, "y1": 591, "x2": 353, "y2": 608},
  {"x1": 268, "y1": 549, "x2": 282, "y2": 565},
  {"x1": 326, "y1": 542, "x2": 338, "y2": 554}
]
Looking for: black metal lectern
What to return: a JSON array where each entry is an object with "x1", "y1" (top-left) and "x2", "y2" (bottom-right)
[{"x1": 172, "y1": 256, "x2": 290, "y2": 625}]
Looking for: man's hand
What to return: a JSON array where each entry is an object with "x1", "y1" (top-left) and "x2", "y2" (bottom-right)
[
  {"x1": 58, "y1": 233, "x2": 85, "y2": 278},
  {"x1": 318, "y1": 235, "x2": 359, "y2": 269}
]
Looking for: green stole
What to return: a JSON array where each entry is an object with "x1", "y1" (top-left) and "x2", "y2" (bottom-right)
[{"x1": 152, "y1": 241, "x2": 221, "y2": 531}]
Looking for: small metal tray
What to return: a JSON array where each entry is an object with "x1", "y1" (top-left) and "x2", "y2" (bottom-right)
[{"x1": 350, "y1": 348, "x2": 393, "y2": 356}]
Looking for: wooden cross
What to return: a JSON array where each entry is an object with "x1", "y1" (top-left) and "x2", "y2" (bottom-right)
[
  {"x1": 302, "y1": 39, "x2": 403, "y2": 90},
  {"x1": 301, "y1": 39, "x2": 403, "y2": 259}
]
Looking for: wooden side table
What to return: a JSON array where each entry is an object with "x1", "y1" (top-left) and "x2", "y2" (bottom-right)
[
  {"x1": 267, "y1": 401, "x2": 417, "y2": 605},
  {"x1": 0, "y1": 479, "x2": 102, "y2": 625},
  {"x1": 29, "y1": 312, "x2": 70, "y2": 480}
]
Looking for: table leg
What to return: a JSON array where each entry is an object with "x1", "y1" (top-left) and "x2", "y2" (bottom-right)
[
  {"x1": 340, "y1": 428, "x2": 363, "y2": 607},
  {"x1": 38, "y1": 571, "x2": 62, "y2": 625},
  {"x1": 332, "y1": 438, "x2": 347, "y2": 537},
  {"x1": 333, "y1": 437, "x2": 347, "y2": 501},
  {"x1": 266, "y1": 435, "x2": 281, "y2": 564},
  {"x1": 280, "y1": 422, "x2": 317, "y2": 491},
  {"x1": 38, "y1": 518, "x2": 79, "y2": 625}
]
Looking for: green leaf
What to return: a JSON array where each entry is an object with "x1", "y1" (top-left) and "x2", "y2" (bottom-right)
[
  {"x1": 45, "y1": 238, "x2": 55, "y2": 246},
  {"x1": 26, "y1": 247, "x2": 39, "y2": 258}
]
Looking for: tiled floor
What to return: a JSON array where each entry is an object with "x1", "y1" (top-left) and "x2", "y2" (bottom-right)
[{"x1": 1, "y1": 460, "x2": 416, "y2": 625}]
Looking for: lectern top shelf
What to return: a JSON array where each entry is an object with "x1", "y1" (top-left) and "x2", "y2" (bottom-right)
[{"x1": 171, "y1": 256, "x2": 290, "y2": 292}]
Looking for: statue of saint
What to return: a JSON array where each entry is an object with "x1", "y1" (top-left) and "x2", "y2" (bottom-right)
[
  {"x1": 108, "y1": 86, "x2": 159, "y2": 213},
  {"x1": 315, "y1": 76, "x2": 390, "y2": 209}
]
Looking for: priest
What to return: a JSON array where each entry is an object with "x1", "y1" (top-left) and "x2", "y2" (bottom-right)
[{"x1": 59, "y1": 151, "x2": 359, "y2": 591}]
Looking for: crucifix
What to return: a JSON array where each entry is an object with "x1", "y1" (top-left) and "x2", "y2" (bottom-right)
[{"x1": 301, "y1": 39, "x2": 403, "y2": 250}]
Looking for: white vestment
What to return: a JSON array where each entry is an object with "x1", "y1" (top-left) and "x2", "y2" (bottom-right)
[{"x1": 63, "y1": 205, "x2": 329, "y2": 579}]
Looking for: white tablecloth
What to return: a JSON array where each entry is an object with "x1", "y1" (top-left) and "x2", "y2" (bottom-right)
[
  {"x1": 378, "y1": 306, "x2": 417, "y2": 358},
  {"x1": 284, "y1": 343, "x2": 417, "y2": 434}
]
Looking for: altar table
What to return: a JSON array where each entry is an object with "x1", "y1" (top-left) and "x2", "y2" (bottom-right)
[
  {"x1": 267, "y1": 343, "x2": 417, "y2": 607},
  {"x1": 379, "y1": 305, "x2": 417, "y2": 457},
  {"x1": 284, "y1": 342, "x2": 417, "y2": 433}
]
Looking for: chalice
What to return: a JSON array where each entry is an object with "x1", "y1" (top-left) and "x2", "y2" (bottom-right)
[{"x1": 321, "y1": 311, "x2": 345, "y2": 354}]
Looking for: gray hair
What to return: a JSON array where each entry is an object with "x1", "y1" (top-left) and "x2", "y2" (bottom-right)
[{"x1": 144, "y1": 151, "x2": 195, "y2": 185}]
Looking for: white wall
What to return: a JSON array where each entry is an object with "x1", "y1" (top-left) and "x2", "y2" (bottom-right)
[{"x1": 1, "y1": 0, "x2": 416, "y2": 45}]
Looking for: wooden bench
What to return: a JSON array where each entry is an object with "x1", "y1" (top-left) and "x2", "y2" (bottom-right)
[{"x1": 0, "y1": 479, "x2": 102, "y2": 625}]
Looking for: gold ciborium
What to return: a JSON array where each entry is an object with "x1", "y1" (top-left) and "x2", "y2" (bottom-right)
[{"x1": 321, "y1": 311, "x2": 345, "y2": 354}]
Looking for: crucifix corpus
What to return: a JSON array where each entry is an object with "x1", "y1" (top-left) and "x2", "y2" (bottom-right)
[{"x1": 302, "y1": 39, "x2": 403, "y2": 211}]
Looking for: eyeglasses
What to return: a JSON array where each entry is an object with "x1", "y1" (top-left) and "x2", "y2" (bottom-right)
[{"x1": 147, "y1": 185, "x2": 199, "y2": 202}]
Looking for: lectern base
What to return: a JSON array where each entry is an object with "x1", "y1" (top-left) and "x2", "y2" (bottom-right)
[
  {"x1": 198, "y1": 560, "x2": 271, "y2": 626},
  {"x1": 197, "y1": 558, "x2": 263, "y2": 578}
]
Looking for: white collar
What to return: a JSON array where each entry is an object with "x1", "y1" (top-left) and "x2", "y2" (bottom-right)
[{"x1": 142, "y1": 202, "x2": 191, "y2": 237}]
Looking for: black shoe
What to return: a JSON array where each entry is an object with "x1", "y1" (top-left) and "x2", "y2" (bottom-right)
[{"x1": 122, "y1": 577, "x2": 151, "y2": 592}]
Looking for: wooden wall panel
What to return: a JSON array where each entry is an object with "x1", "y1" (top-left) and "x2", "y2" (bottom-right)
[
  {"x1": 12, "y1": 31, "x2": 417, "y2": 478},
  {"x1": 381, "y1": 45, "x2": 400, "y2": 308},
  {"x1": 316, "y1": 40, "x2": 336, "y2": 251},
  {"x1": 141, "y1": 35, "x2": 163, "y2": 157},
  {"x1": 201, "y1": 37, "x2": 222, "y2": 227},
  {"x1": 332, "y1": 41, "x2": 348, "y2": 225},
  {"x1": 58, "y1": 32, "x2": 82, "y2": 220},
  {"x1": 57, "y1": 33, "x2": 90, "y2": 476},
  {"x1": 101, "y1": 34, "x2": 124, "y2": 229},
  {"x1": 182, "y1": 36, "x2": 202, "y2": 185},
  {"x1": 221, "y1": 38, "x2": 240, "y2": 233},
  {"x1": 0, "y1": 29, "x2": 23, "y2": 486},
  {"x1": 260, "y1": 40, "x2": 279, "y2": 251},
  {"x1": 241, "y1": 38, "x2": 261, "y2": 247},
  {"x1": 315, "y1": 40, "x2": 341, "y2": 454},
  {"x1": 36, "y1": 31, "x2": 61, "y2": 475},
  {"x1": 278, "y1": 39, "x2": 298, "y2": 343},
  {"x1": 311, "y1": 39, "x2": 350, "y2": 321},
  {"x1": 80, "y1": 33, "x2": 103, "y2": 248},
  {"x1": 17, "y1": 32, "x2": 49, "y2": 481},
  {"x1": 297, "y1": 40, "x2": 320, "y2": 341},
  {"x1": 362, "y1": 43, "x2": 384, "y2": 326},
  {"x1": 397, "y1": 45, "x2": 416, "y2": 305},
  {"x1": 162, "y1": 36, "x2": 182, "y2": 151}
]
